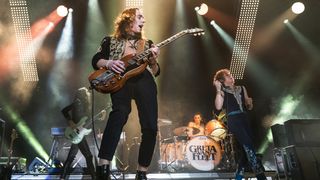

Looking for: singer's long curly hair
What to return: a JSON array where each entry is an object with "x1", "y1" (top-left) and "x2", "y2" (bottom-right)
[{"x1": 113, "y1": 8, "x2": 144, "y2": 39}]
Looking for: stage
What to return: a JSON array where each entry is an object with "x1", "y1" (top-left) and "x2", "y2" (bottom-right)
[{"x1": 11, "y1": 171, "x2": 277, "y2": 180}]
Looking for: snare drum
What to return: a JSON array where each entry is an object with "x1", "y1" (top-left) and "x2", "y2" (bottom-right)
[
  {"x1": 185, "y1": 136, "x2": 222, "y2": 171},
  {"x1": 205, "y1": 119, "x2": 227, "y2": 141}
]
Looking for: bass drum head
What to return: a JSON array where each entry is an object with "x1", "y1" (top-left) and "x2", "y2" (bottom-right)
[{"x1": 185, "y1": 136, "x2": 222, "y2": 171}]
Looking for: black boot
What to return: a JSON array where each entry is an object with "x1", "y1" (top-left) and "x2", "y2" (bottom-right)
[
  {"x1": 96, "y1": 164, "x2": 111, "y2": 180},
  {"x1": 60, "y1": 161, "x2": 72, "y2": 180},
  {"x1": 135, "y1": 170, "x2": 147, "y2": 180},
  {"x1": 256, "y1": 172, "x2": 267, "y2": 180}
]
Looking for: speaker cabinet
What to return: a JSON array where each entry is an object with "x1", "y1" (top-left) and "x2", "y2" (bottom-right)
[
  {"x1": 284, "y1": 145, "x2": 320, "y2": 180},
  {"x1": 271, "y1": 124, "x2": 289, "y2": 148},
  {"x1": 284, "y1": 119, "x2": 320, "y2": 147}
]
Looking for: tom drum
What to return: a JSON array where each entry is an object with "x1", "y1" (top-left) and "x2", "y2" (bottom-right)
[{"x1": 205, "y1": 120, "x2": 227, "y2": 141}]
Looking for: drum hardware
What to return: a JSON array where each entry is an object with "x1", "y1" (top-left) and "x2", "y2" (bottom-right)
[
  {"x1": 173, "y1": 126, "x2": 200, "y2": 136},
  {"x1": 217, "y1": 134, "x2": 237, "y2": 171},
  {"x1": 159, "y1": 136, "x2": 188, "y2": 172},
  {"x1": 128, "y1": 137, "x2": 141, "y2": 173},
  {"x1": 113, "y1": 132, "x2": 129, "y2": 172}
]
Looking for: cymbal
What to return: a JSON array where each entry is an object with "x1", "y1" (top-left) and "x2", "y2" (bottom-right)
[
  {"x1": 158, "y1": 118, "x2": 172, "y2": 126},
  {"x1": 173, "y1": 126, "x2": 200, "y2": 136}
]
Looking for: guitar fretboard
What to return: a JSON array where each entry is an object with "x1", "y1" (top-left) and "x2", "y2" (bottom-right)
[{"x1": 132, "y1": 28, "x2": 204, "y2": 64}]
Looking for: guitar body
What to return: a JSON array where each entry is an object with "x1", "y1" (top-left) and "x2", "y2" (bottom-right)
[
  {"x1": 64, "y1": 117, "x2": 93, "y2": 144},
  {"x1": 88, "y1": 54, "x2": 148, "y2": 94}
]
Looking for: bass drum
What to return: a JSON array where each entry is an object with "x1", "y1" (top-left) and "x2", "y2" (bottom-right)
[{"x1": 185, "y1": 136, "x2": 222, "y2": 171}]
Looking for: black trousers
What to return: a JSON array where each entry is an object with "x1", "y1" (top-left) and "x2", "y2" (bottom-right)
[
  {"x1": 98, "y1": 70, "x2": 158, "y2": 167},
  {"x1": 60, "y1": 138, "x2": 95, "y2": 179},
  {"x1": 227, "y1": 113, "x2": 264, "y2": 175}
]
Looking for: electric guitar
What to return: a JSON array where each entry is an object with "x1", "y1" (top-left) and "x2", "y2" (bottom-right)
[
  {"x1": 64, "y1": 109, "x2": 107, "y2": 144},
  {"x1": 88, "y1": 28, "x2": 205, "y2": 94}
]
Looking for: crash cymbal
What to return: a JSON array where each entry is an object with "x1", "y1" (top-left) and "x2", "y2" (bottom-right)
[
  {"x1": 173, "y1": 126, "x2": 200, "y2": 136},
  {"x1": 158, "y1": 118, "x2": 172, "y2": 126}
]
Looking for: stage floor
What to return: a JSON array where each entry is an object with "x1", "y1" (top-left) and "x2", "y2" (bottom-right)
[{"x1": 12, "y1": 171, "x2": 277, "y2": 179}]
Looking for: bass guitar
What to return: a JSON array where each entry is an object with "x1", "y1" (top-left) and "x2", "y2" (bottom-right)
[
  {"x1": 88, "y1": 28, "x2": 205, "y2": 94},
  {"x1": 64, "y1": 109, "x2": 108, "y2": 144}
]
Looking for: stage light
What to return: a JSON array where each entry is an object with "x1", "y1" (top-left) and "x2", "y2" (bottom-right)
[
  {"x1": 195, "y1": 3, "x2": 208, "y2": 16},
  {"x1": 211, "y1": 21, "x2": 234, "y2": 51},
  {"x1": 57, "y1": 5, "x2": 68, "y2": 17},
  {"x1": 284, "y1": 19, "x2": 289, "y2": 24},
  {"x1": 291, "y1": 2, "x2": 305, "y2": 14},
  {"x1": 55, "y1": 10, "x2": 74, "y2": 61}
]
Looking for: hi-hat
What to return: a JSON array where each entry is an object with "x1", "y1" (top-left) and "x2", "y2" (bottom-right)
[{"x1": 158, "y1": 118, "x2": 172, "y2": 126}]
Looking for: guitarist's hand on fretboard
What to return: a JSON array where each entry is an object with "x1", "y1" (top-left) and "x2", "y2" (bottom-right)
[{"x1": 148, "y1": 44, "x2": 160, "y2": 63}]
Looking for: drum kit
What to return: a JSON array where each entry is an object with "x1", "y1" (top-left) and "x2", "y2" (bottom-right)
[{"x1": 158, "y1": 118, "x2": 238, "y2": 172}]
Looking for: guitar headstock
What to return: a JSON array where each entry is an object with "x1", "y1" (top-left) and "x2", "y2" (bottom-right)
[
  {"x1": 184, "y1": 28, "x2": 205, "y2": 36},
  {"x1": 11, "y1": 129, "x2": 18, "y2": 141}
]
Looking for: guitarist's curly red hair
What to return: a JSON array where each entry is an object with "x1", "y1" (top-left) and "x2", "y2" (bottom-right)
[{"x1": 113, "y1": 8, "x2": 144, "y2": 39}]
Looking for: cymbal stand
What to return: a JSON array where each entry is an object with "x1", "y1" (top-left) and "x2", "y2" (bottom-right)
[
  {"x1": 162, "y1": 136, "x2": 180, "y2": 172},
  {"x1": 222, "y1": 134, "x2": 236, "y2": 171}
]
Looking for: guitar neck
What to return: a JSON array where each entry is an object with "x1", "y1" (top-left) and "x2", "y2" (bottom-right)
[
  {"x1": 156, "y1": 31, "x2": 188, "y2": 48},
  {"x1": 7, "y1": 129, "x2": 17, "y2": 165},
  {"x1": 135, "y1": 31, "x2": 189, "y2": 62},
  {"x1": 83, "y1": 108, "x2": 109, "y2": 129}
]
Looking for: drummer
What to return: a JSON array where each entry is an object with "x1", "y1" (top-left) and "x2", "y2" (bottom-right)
[{"x1": 187, "y1": 112, "x2": 205, "y2": 138}]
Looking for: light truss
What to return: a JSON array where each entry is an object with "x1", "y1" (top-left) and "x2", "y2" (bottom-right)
[
  {"x1": 126, "y1": 0, "x2": 144, "y2": 9},
  {"x1": 10, "y1": 0, "x2": 39, "y2": 82},
  {"x1": 230, "y1": 0, "x2": 260, "y2": 79}
]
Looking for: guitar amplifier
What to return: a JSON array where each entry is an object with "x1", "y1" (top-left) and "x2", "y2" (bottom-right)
[
  {"x1": 284, "y1": 119, "x2": 320, "y2": 147},
  {"x1": 284, "y1": 145, "x2": 320, "y2": 180},
  {"x1": 271, "y1": 124, "x2": 289, "y2": 148}
]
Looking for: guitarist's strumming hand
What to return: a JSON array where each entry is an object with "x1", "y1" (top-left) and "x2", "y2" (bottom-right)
[
  {"x1": 105, "y1": 60, "x2": 125, "y2": 74},
  {"x1": 68, "y1": 120, "x2": 77, "y2": 129}
]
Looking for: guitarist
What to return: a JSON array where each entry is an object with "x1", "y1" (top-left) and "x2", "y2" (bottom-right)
[
  {"x1": 92, "y1": 8, "x2": 160, "y2": 180},
  {"x1": 60, "y1": 87, "x2": 95, "y2": 180}
]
